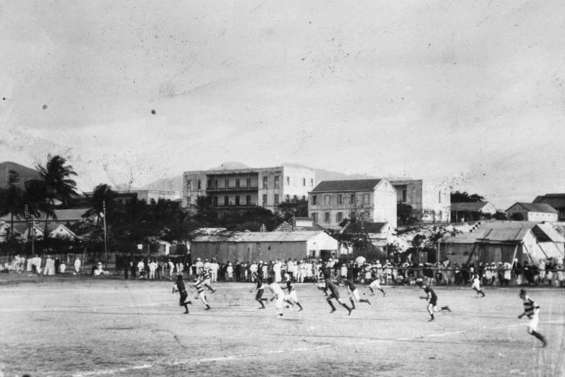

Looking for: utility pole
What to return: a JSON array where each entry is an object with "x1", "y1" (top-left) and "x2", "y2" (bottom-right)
[{"x1": 103, "y1": 199, "x2": 108, "y2": 264}]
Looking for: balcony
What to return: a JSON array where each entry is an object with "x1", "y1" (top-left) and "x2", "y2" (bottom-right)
[{"x1": 206, "y1": 186, "x2": 259, "y2": 193}]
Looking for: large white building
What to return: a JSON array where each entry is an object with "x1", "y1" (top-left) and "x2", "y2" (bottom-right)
[
  {"x1": 390, "y1": 179, "x2": 451, "y2": 223},
  {"x1": 182, "y1": 163, "x2": 316, "y2": 213},
  {"x1": 308, "y1": 179, "x2": 397, "y2": 230}
]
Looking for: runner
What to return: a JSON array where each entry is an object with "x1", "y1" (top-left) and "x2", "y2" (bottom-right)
[
  {"x1": 171, "y1": 274, "x2": 192, "y2": 314},
  {"x1": 518, "y1": 289, "x2": 547, "y2": 347},
  {"x1": 418, "y1": 282, "x2": 451, "y2": 321}
]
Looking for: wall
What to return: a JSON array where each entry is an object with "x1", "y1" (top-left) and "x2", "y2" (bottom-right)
[
  {"x1": 391, "y1": 179, "x2": 450, "y2": 223},
  {"x1": 280, "y1": 165, "x2": 316, "y2": 201},
  {"x1": 182, "y1": 171, "x2": 208, "y2": 207},
  {"x1": 527, "y1": 212, "x2": 558, "y2": 222},
  {"x1": 190, "y1": 241, "x2": 309, "y2": 263}
]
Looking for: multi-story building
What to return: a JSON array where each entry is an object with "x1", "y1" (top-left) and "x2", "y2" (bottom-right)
[
  {"x1": 390, "y1": 179, "x2": 451, "y2": 223},
  {"x1": 129, "y1": 189, "x2": 181, "y2": 203},
  {"x1": 182, "y1": 164, "x2": 316, "y2": 213},
  {"x1": 308, "y1": 179, "x2": 397, "y2": 230}
]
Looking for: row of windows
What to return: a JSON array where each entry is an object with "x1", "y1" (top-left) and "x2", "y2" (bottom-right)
[
  {"x1": 187, "y1": 175, "x2": 315, "y2": 191},
  {"x1": 311, "y1": 193, "x2": 371, "y2": 206},
  {"x1": 311, "y1": 211, "x2": 370, "y2": 224}
]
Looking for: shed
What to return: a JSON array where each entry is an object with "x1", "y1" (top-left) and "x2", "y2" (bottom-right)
[
  {"x1": 441, "y1": 221, "x2": 564, "y2": 265},
  {"x1": 190, "y1": 231, "x2": 338, "y2": 262}
]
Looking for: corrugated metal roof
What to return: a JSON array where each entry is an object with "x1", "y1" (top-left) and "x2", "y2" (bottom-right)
[
  {"x1": 311, "y1": 179, "x2": 382, "y2": 193},
  {"x1": 443, "y1": 221, "x2": 537, "y2": 244},
  {"x1": 192, "y1": 230, "x2": 329, "y2": 243}
]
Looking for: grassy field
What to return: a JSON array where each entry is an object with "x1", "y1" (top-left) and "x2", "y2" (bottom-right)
[{"x1": 0, "y1": 277, "x2": 564, "y2": 377}]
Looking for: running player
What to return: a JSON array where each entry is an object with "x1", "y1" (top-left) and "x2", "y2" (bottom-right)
[
  {"x1": 368, "y1": 277, "x2": 386, "y2": 297},
  {"x1": 471, "y1": 273, "x2": 486, "y2": 297},
  {"x1": 418, "y1": 282, "x2": 451, "y2": 321},
  {"x1": 284, "y1": 276, "x2": 304, "y2": 311},
  {"x1": 199, "y1": 267, "x2": 217, "y2": 293},
  {"x1": 172, "y1": 274, "x2": 192, "y2": 314},
  {"x1": 253, "y1": 272, "x2": 269, "y2": 309},
  {"x1": 342, "y1": 278, "x2": 371, "y2": 309},
  {"x1": 319, "y1": 278, "x2": 353, "y2": 315},
  {"x1": 194, "y1": 276, "x2": 211, "y2": 310},
  {"x1": 518, "y1": 289, "x2": 547, "y2": 347},
  {"x1": 268, "y1": 277, "x2": 286, "y2": 317}
]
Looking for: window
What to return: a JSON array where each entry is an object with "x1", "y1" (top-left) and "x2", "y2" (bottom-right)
[
  {"x1": 187, "y1": 181, "x2": 192, "y2": 191},
  {"x1": 225, "y1": 178, "x2": 229, "y2": 188},
  {"x1": 438, "y1": 191, "x2": 442, "y2": 203},
  {"x1": 274, "y1": 176, "x2": 280, "y2": 189},
  {"x1": 214, "y1": 179, "x2": 218, "y2": 188},
  {"x1": 213, "y1": 196, "x2": 218, "y2": 206},
  {"x1": 246, "y1": 195, "x2": 251, "y2": 205},
  {"x1": 402, "y1": 189, "x2": 407, "y2": 203},
  {"x1": 310, "y1": 178, "x2": 314, "y2": 186},
  {"x1": 236, "y1": 179, "x2": 240, "y2": 188},
  {"x1": 303, "y1": 178, "x2": 306, "y2": 186},
  {"x1": 246, "y1": 177, "x2": 251, "y2": 187},
  {"x1": 363, "y1": 194, "x2": 370, "y2": 205},
  {"x1": 350, "y1": 194, "x2": 355, "y2": 204},
  {"x1": 224, "y1": 196, "x2": 229, "y2": 206},
  {"x1": 262, "y1": 194, "x2": 268, "y2": 206},
  {"x1": 324, "y1": 212, "x2": 330, "y2": 223},
  {"x1": 197, "y1": 180, "x2": 201, "y2": 190},
  {"x1": 312, "y1": 195, "x2": 317, "y2": 205},
  {"x1": 286, "y1": 176, "x2": 290, "y2": 185},
  {"x1": 324, "y1": 195, "x2": 331, "y2": 206},
  {"x1": 274, "y1": 194, "x2": 279, "y2": 205},
  {"x1": 235, "y1": 196, "x2": 240, "y2": 206},
  {"x1": 336, "y1": 212, "x2": 343, "y2": 223},
  {"x1": 312, "y1": 212, "x2": 318, "y2": 223},
  {"x1": 262, "y1": 176, "x2": 268, "y2": 189},
  {"x1": 337, "y1": 194, "x2": 343, "y2": 205}
]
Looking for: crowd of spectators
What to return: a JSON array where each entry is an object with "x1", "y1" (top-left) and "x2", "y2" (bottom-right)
[{"x1": 3, "y1": 253, "x2": 565, "y2": 288}]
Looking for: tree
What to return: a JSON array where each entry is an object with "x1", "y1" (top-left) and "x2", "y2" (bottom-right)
[
  {"x1": 36, "y1": 155, "x2": 79, "y2": 238},
  {"x1": 0, "y1": 170, "x2": 25, "y2": 239},
  {"x1": 87, "y1": 184, "x2": 117, "y2": 225},
  {"x1": 277, "y1": 198, "x2": 308, "y2": 220},
  {"x1": 397, "y1": 203, "x2": 419, "y2": 226},
  {"x1": 451, "y1": 191, "x2": 485, "y2": 203}
]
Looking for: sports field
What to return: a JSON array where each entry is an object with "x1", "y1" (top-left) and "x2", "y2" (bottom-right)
[{"x1": 1, "y1": 278, "x2": 564, "y2": 377}]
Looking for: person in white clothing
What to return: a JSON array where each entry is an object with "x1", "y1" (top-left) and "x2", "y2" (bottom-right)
[
  {"x1": 268, "y1": 277, "x2": 286, "y2": 317},
  {"x1": 74, "y1": 257, "x2": 81, "y2": 275}
]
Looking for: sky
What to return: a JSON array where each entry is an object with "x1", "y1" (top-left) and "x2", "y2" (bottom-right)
[{"x1": 1, "y1": 0, "x2": 565, "y2": 208}]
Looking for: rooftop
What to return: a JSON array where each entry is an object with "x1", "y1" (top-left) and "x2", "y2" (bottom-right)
[
  {"x1": 311, "y1": 179, "x2": 383, "y2": 193},
  {"x1": 509, "y1": 202, "x2": 558, "y2": 214},
  {"x1": 192, "y1": 230, "x2": 330, "y2": 243}
]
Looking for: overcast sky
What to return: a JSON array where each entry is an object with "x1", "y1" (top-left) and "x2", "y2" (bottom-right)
[{"x1": 1, "y1": 0, "x2": 565, "y2": 208}]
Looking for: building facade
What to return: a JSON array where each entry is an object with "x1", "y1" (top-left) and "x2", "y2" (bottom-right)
[
  {"x1": 130, "y1": 189, "x2": 181, "y2": 203},
  {"x1": 182, "y1": 164, "x2": 316, "y2": 213},
  {"x1": 390, "y1": 179, "x2": 451, "y2": 223},
  {"x1": 450, "y1": 201, "x2": 497, "y2": 222},
  {"x1": 308, "y1": 179, "x2": 397, "y2": 230},
  {"x1": 534, "y1": 194, "x2": 565, "y2": 221},
  {"x1": 506, "y1": 202, "x2": 558, "y2": 222}
]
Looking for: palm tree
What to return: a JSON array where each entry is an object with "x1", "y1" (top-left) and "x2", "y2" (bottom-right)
[
  {"x1": 0, "y1": 170, "x2": 25, "y2": 239},
  {"x1": 36, "y1": 155, "x2": 78, "y2": 236},
  {"x1": 87, "y1": 183, "x2": 116, "y2": 226}
]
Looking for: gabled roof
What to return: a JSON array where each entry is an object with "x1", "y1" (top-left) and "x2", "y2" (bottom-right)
[
  {"x1": 311, "y1": 179, "x2": 383, "y2": 193},
  {"x1": 508, "y1": 202, "x2": 558, "y2": 214},
  {"x1": 442, "y1": 221, "x2": 564, "y2": 245},
  {"x1": 52, "y1": 208, "x2": 91, "y2": 222},
  {"x1": 534, "y1": 194, "x2": 565, "y2": 209},
  {"x1": 274, "y1": 221, "x2": 324, "y2": 232},
  {"x1": 451, "y1": 202, "x2": 491, "y2": 212},
  {"x1": 192, "y1": 230, "x2": 330, "y2": 243},
  {"x1": 342, "y1": 221, "x2": 388, "y2": 234}
]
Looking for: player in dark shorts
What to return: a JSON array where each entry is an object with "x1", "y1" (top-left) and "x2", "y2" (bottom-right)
[
  {"x1": 341, "y1": 278, "x2": 371, "y2": 309},
  {"x1": 319, "y1": 278, "x2": 353, "y2": 315},
  {"x1": 172, "y1": 274, "x2": 192, "y2": 314},
  {"x1": 419, "y1": 282, "x2": 451, "y2": 321},
  {"x1": 253, "y1": 273, "x2": 269, "y2": 309}
]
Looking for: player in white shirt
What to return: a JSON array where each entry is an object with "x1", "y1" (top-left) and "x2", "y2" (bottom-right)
[
  {"x1": 368, "y1": 277, "x2": 386, "y2": 297},
  {"x1": 268, "y1": 277, "x2": 286, "y2": 317},
  {"x1": 471, "y1": 274, "x2": 486, "y2": 297}
]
